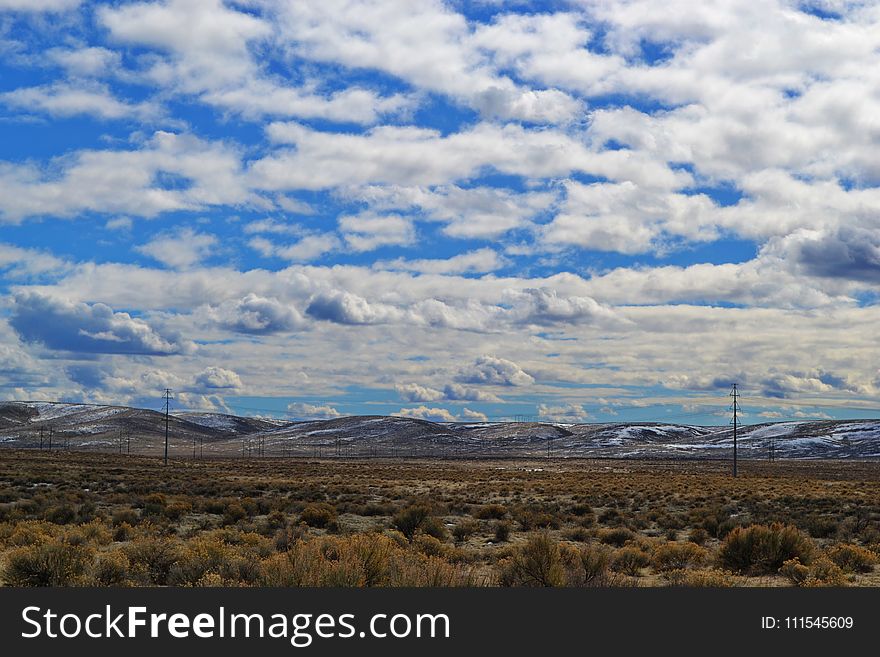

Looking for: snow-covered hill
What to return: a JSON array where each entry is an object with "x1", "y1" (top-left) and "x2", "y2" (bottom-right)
[{"x1": 1, "y1": 401, "x2": 878, "y2": 459}]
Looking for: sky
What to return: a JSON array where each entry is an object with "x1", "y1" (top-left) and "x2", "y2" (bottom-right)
[{"x1": 1, "y1": 0, "x2": 880, "y2": 425}]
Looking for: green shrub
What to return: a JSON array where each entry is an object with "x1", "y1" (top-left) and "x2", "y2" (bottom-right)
[
  {"x1": 475, "y1": 504, "x2": 507, "y2": 520},
  {"x1": 123, "y1": 537, "x2": 180, "y2": 585},
  {"x1": 111, "y1": 508, "x2": 139, "y2": 527},
  {"x1": 561, "y1": 527, "x2": 591, "y2": 542},
  {"x1": 782, "y1": 556, "x2": 847, "y2": 587},
  {"x1": 222, "y1": 502, "x2": 248, "y2": 525},
  {"x1": 611, "y1": 546, "x2": 650, "y2": 576},
  {"x1": 91, "y1": 551, "x2": 130, "y2": 586},
  {"x1": 420, "y1": 516, "x2": 448, "y2": 542},
  {"x1": 826, "y1": 544, "x2": 877, "y2": 574},
  {"x1": 780, "y1": 557, "x2": 810, "y2": 586},
  {"x1": 392, "y1": 505, "x2": 431, "y2": 540},
  {"x1": 498, "y1": 533, "x2": 565, "y2": 587},
  {"x1": 300, "y1": 503, "x2": 337, "y2": 529},
  {"x1": 3, "y1": 541, "x2": 92, "y2": 586},
  {"x1": 652, "y1": 542, "x2": 708, "y2": 572},
  {"x1": 599, "y1": 527, "x2": 635, "y2": 547},
  {"x1": 493, "y1": 521, "x2": 511, "y2": 543},
  {"x1": 561, "y1": 543, "x2": 611, "y2": 586},
  {"x1": 452, "y1": 519, "x2": 479, "y2": 543},
  {"x1": 687, "y1": 527, "x2": 709, "y2": 545},
  {"x1": 718, "y1": 523, "x2": 814, "y2": 575}
]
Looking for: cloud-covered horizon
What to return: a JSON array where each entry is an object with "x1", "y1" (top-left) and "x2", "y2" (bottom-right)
[{"x1": 1, "y1": 0, "x2": 879, "y2": 423}]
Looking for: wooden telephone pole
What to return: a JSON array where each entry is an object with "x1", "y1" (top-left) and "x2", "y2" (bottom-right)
[
  {"x1": 730, "y1": 383, "x2": 739, "y2": 477},
  {"x1": 163, "y1": 389, "x2": 173, "y2": 465}
]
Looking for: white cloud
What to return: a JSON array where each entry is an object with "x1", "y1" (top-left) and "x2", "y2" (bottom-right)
[
  {"x1": 396, "y1": 383, "x2": 444, "y2": 403},
  {"x1": 351, "y1": 185, "x2": 557, "y2": 239},
  {"x1": 193, "y1": 366, "x2": 242, "y2": 390},
  {"x1": 98, "y1": 0, "x2": 411, "y2": 124},
  {"x1": 287, "y1": 402, "x2": 342, "y2": 419},
  {"x1": 461, "y1": 408, "x2": 489, "y2": 422},
  {"x1": 205, "y1": 294, "x2": 306, "y2": 335},
  {"x1": 456, "y1": 355, "x2": 535, "y2": 386},
  {"x1": 538, "y1": 403, "x2": 589, "y2": 423},
  {"x1": 0, "y1": 82, "x2": 159, "y2": 121},
  {"x1": 105, "y1": 217, "x2": 133, "y2": 231},
  {"x1": 0, "y1": 132, "x2": 251, "y2": 223},
  {"x1": 278, "y1": 235, "x2": 341, "y2": 261},
  {"x1": 271, "y1": 0, "x2": 581, "y2": 123},
  {"x1": 395, "y1": 405, "x2": 457, "y2": 422},
  {"x1": 0, "y1": 0, "x2": 80, "y2": 11},
  {"x1": 136, "y1": 227, "x2": 217, "y2": 270},
  {"x1": 0, "y1": 243, "x2": 68, "y2": 278},
  {"x1": 47, "y1": 46, "x2": 120, "y2": 77},
  {"x1": 375, "y1": 248, "x2": 506, "y2": 275},
  {"x1": 10, "y1": 292, "x2": 192, "y2": 356},
  {"x1": 253, "y1": 122, "x2": 687, "y2": 192},
  {"x1": 395, "y1": 382, "x2": 502, "y2": 403},
  {"x1": 339, "y1": 212, "x2": 415, "y2": 252}
]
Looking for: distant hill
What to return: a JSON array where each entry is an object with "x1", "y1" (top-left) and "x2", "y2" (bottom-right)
[{"x1": 1, "y1": 401, "x2": 879, "y2": 459}]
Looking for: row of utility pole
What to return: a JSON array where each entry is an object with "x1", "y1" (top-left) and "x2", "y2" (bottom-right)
[{"x1": 26, "y1": 386, "x2": 757, "y2": 474}]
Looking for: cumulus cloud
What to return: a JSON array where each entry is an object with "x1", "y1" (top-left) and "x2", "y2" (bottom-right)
[
  {"x1": 10, "y1": 292, "x2": 191, "y2": 356},
  {"x1": 395, "y1": 383, "x2": 443, "y2": 403},
  {"x1": 306, "y1": 291, "x2": 400, "y2": 325},
  {"x1": 136, "y1": 228, "x2": 217, "y2": 269},
  {"x1": 0, "y1": 132, "x2": 250, "y2": 224},
  {"x1": 207, "y1": 294, "x2": 305, "y2": 334},
  {"x1": 0, "y1": 82, "x2": 158, "y2": 121},
  {"x1": 271, "y1": 0, "x2": 581, "y2": 123},
  {"x1": 250, "y1": 234, "x2": 341, "y2": 262},
  {"x1": 375, "y1": 248, "x2": 506, "y2": 275},
  {"x1": 98, "y1": 0, "x2": 411, "y2": 125},
  {"x1": 396, "y1": 382, "x2": 502, "y2": 403},
  {"x1": 0, "y1": 243, "x2": 68, "y2": 278},
  {"x1": 507, "y1": 288, "x2": 626, "y2": 326},
  {"x1": 351, "y1": 185, "x2": 557, "y2": 239},
  {"x1": 537, "y1": 403, "x2": 590, "y2": 423},
  {"x1": 461, "y1": 408, "x2": 489, "y2": 422},
  {"x1": 456, "y1": 355, "x2": 535, "y2": 386},
  {"x1": 253, "y1": 121, "x2": 684, "y2": 192},
  {"x1": 764, "y1": 226, "x2": 880, "y2": 283},
  {"x1": 339, "y1": 212, "x2": 415, "y2": 252},
  {"x1": 193, "y1": 366, "x2": 242, "y2": 390},
  {"x1": 759, "y1": 370, "x2": 865, "y2": 399},
  {"x1": 287, "y1": 402, "x2": 342, "y2": 419},
  {"x1": 395, "y1": 405, "x2": 457, "y2": 422}
]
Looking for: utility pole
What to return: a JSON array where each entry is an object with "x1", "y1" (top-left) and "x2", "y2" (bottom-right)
[
  {"x1": 729, "y1": 383, "x2": 739, "y2": 477},
  {"x1": 39, "y1": 426, "x2": 44, "y2": 450},
  {"x1": 163, "y1": 388, "x2": 173, "y2": 466}
]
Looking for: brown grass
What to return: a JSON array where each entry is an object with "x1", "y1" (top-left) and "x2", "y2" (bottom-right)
[{"x1": 0, "y1": 450, "x2": 878, "y2": 587}]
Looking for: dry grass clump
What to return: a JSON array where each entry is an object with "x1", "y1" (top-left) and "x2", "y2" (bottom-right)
[
  {"x1": 652, "y1": 542, "x2": 708, "y2": 572},
  {"x1": 780, "y1": 556, "x2": 847, "y2": 587},
  {"x1": 497, "y1": 533, "x2": 565, "y2": 587},
  {"x1": 259, "y1": 533, "x2": 473, "y2": 587},
  {"x1": 718, "y1": 523, "x2": 814, "y2": 575},
  {"x1": 3, "y1": 541, "x2": 93, "y2": 586},
  {"x1": 825, "y1": 544, "x2": 877, "y2": 573}
]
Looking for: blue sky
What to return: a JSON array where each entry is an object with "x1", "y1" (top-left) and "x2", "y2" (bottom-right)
[{"x1": 2, "y1": 0, "x2": 880, "y2": 425}]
